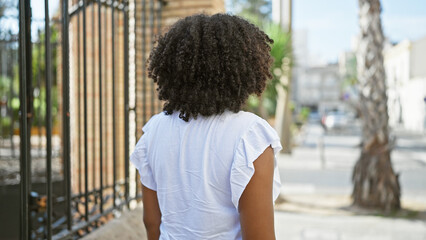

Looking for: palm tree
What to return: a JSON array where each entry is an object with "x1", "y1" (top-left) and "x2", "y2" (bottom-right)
[{"x1": 352, "y1": 0, "x2": 400, "y2": 211}]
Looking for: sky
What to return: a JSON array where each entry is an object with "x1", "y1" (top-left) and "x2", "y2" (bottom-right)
[
  {"x1": 0, "y1": 0, "x2": 59, "y2": 39},
  {"x1": 31, "y1": 0, "x2": 60, "y2": 39},
  {"x1": 4, "y1": 0, "x2": 426, "y2": 63},
  {"x1": 31, "y1": 0, "x2": 59, "y2": 20},
  {"x1": 292, "y1": 0, "x2": 426, "y2": 63}
]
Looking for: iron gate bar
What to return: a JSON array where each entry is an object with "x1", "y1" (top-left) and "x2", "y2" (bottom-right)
[
  {"x1": 0, "y1": 49, "x2": 2, "y2": 149},
  {"x1": 133, "y1": 1, "x2": 138, "y2": 199},
  {"x1": 61, "y1": 0, "x2": 72, "y2": 231},
  {"x1": 134, "y1": 0, "x2": 139, "y2": 199},
  {"x1": 53, "y1": 199, "x2": 131, "y2": 240},
  {"x1": 92, "y1": 1, "x2": 96, "y2": 201},
  {"x1": 36, "y1": 30, "x2": 42, "y2": 157},
  {"x1": 25, "y1": 2, "x2": 33, "y2": 218},
  {"x1": 0, "y1": 48, "x2": 2, "y2": 147},
  {"x1": 77, "y1": 7, "x2": 83, "y2": 195},
  {"x1": 8, "y1": 45, "x2": 16, "y2": 158},
  {"x1": 14, "y1": 0, "x2": 163, "y2": 237},
  {"x1": 124, "y1": 0, "x2": 130, "y2": 207},
  {"x1": 0, "y1": 48, "x2": 4, "y2": 152},
  {"x1": 69, "y1": 0, "x2": 125, "y2": 18},
  {"x1": 103, "y1": 1, "x2": 108, "y2": 200},
  {"x1": 18, "y1": 0, "x2": 30, "y2": 238},
  {"x1": 71, "y1": 183, "x2": 117, "y2": 200},
  {"x1": 98, "y1": 0, "x2": 104, "y2": 214},
  {"x1": 111, "y1": 0, "x2": 117, "y2": 209},
  {"x1": 1, "y1": 47, "x2": 3, "y2": 153},
  {"x1": 1, "y1": 45, "x2": 5, "y2": 155},
  {"x1": 82, "y1": 0, "x2": 90, "y2": 227},
  {"x1": 142, "y1": 0, "x2": 147, "y2": 125},
  {"x1": 149, "y1": 0, "x2": 155, "y2": 116},
  {"x1": 44, "y1": 0, "x2": 53, "y2": 237}
]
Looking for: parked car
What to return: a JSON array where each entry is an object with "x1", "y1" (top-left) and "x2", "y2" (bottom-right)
[
  {"x1": 321, "y1": 111, "x2": 354, "y2": 131},
  {"x1": 308, "y1": 111, "x2": 321, "y2": 123}
]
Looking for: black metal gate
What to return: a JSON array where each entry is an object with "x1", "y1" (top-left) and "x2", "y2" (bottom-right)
[{"x1": 0, "y1": 0, "x2": 163, "y2": 239}]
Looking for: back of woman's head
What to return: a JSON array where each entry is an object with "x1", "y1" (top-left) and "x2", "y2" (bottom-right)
[{"x1": 148, "y1": 13, "x2": 274, "y2": 121}]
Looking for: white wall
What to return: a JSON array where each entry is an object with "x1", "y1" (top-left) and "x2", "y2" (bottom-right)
[
  {"x1": 296, "y1": 65, "x2": 341, "y2": 111},
  {"x1": 384, "y1": 41, "x2": 411, "y2": 127},
  {"x1": 410, "y1": 36, "x2": 426, "y2": 79},
  {"x1": 384, "y1": 38, "x2": 426, "y2": 132},
  {"x1": 400, "y1": 78, "x2": 426, "y2": 132}
]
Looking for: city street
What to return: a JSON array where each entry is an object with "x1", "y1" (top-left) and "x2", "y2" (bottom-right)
[
  {"x1": 278, "y1": 122, "x2": 426, "y2": 202},
  {"x1": 273, "y1": 122, "x2": 426, "y2": 239},
  {"x1": 274, "y1": 211, "x2": 426, "y2": 240}
]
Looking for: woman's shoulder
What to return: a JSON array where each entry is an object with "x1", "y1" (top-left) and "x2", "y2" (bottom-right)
[
  {"x1": 142, "y1": 111, "x2": 168, "y2": 133},
  {"x1": 142, "y1": 110, "x2": 272, "y2": 134},
  {"x1": 216, "y1": 110, "x2": 275, "y2": 139},
  {"x1": 223, "y1": 110, "x2": 270, "y2": 127}
]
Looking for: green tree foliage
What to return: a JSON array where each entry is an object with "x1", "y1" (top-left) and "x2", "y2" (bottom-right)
[
  {"x1": 0, "y1": 0, "x2": 12, "y2": 20},
  {"x1": 229, "y1": 0, "x2": 293, "y2": 118},
  {"x1": 229, "y1": 0, "x2": 272, "y2": 23},
  {"x1": 0, "y1": 0, "x2": 19, "y2": 136},
  {"x1": 262, "y1": 22, "x2": 292, "y2": 116},
  {"x1": 32, "y1": 26, "x2": 60, "y2": 127},
  {"x1": 0, "y1": 24, "x2": 60, "y2": 134},
  {"x1": 0, "y1": 0, "x2": 15, "y2": 38},
  {"x1": 0, "y1": 57, "x2": 18, "y2": 136}
]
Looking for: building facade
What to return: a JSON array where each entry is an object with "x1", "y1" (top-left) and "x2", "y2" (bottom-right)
[
  {"x1": 295, "y1": 63, "x2": 344, "y2": 115},
  {"x1": 384, "y1": 36, "x2": 426, "y2": 132}
]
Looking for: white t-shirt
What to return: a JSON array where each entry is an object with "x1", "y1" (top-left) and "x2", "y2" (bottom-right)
[{"x1": 130, "y1": 110, "x2": 282, "y2": 240}]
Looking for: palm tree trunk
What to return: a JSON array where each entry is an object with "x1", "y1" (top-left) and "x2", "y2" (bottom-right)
[{"x1": 352, "y1": 0, "x2": 401, "y2": 211}]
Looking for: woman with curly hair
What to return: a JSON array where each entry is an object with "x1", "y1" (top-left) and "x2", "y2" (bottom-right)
[{"x1": 131, "y1": 13, "x2": 282, "y2": 240}]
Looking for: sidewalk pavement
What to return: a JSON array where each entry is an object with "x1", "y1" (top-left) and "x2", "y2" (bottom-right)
[
  {"x1": 82, "y1": 205, "x2": 147, "y2": 240},
  {"x1": 83, "y1": 198, "x2": 426, "y2": 240},
  {"x1": 275, "y1": 210, "x2": 426, "y2": 240},
  {"x1": 82, "y1": 131, "x2": 426, "y2": 239},
  {"x1": 274, "y1": 193, "x2": 426, "y2": 239}
]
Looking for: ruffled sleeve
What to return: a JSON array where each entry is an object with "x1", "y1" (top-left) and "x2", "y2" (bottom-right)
[
  {"x1": 130, "y1": 133, "x2": 157, "y2": 191},
  {"x1": 230, "y1": 119, "x2": 282, "y2": 209}
]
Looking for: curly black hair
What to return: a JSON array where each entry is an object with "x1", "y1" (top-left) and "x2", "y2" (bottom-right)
[{"x1": 147, "y1": 13, "x2": 274, "y2": 121}]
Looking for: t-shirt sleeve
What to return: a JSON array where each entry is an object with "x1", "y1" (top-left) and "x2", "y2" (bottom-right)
[
  {"x1": 230, "y1": 118, "x2": 282, "y2": 209},
  {"x1": 130, "y1": 132, "x2": 157, "y2": 191}
]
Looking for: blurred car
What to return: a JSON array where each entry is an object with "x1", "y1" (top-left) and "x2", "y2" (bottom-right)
[
  {"x1": 321, "y1": 111, "x2": 354, "y2": 130},
  {"x1": 308, "y1": 111, "x2": 321, "y2": 123}
]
